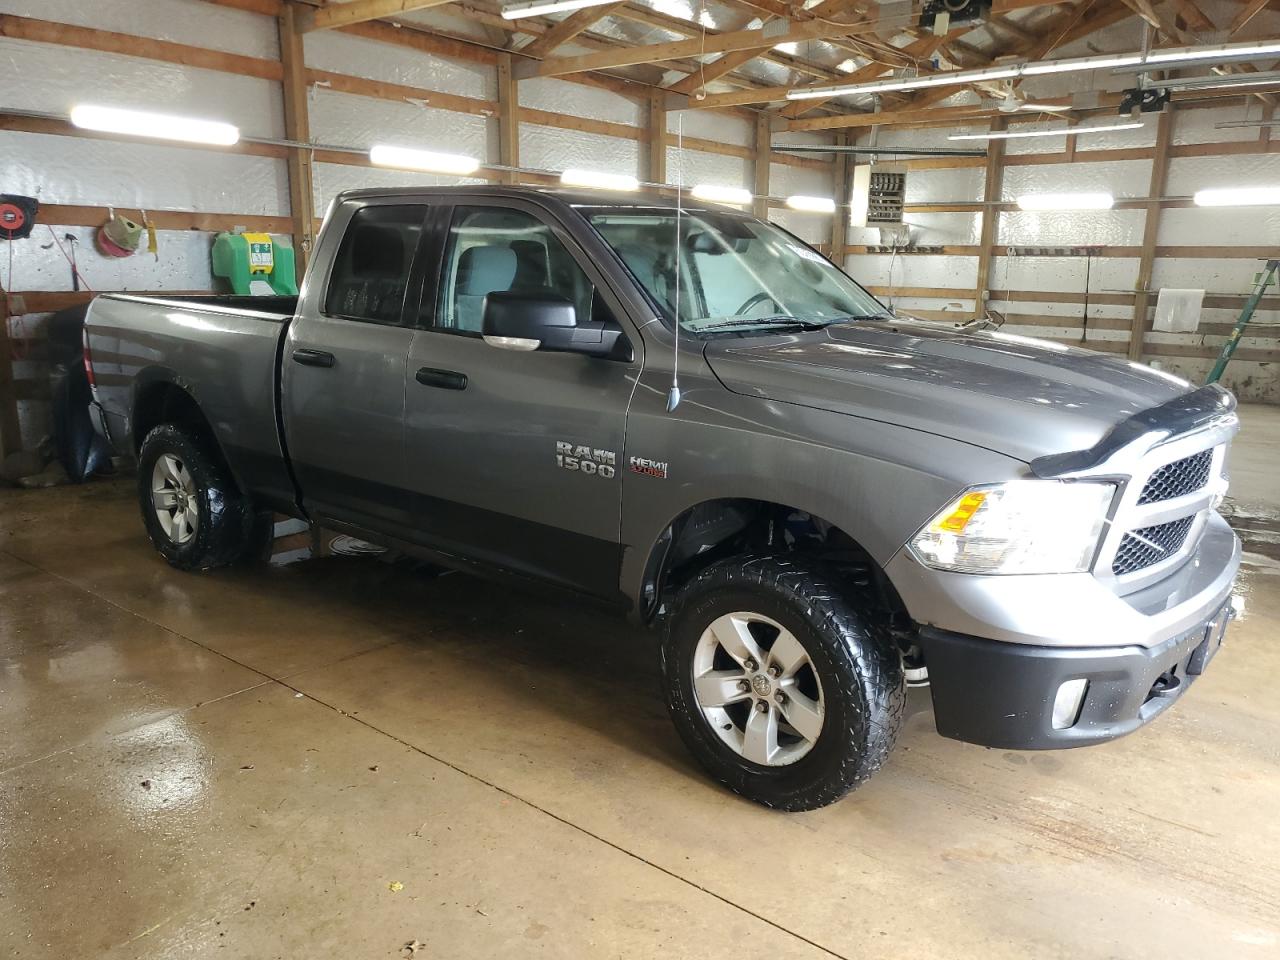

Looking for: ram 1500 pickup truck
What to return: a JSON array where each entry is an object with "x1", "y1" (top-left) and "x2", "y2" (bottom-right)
[{"x1": 84, "y1": 186, "x2": 1241, "y2": 811}]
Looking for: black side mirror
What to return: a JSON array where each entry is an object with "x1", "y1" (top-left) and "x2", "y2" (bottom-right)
[{"x1": 481, "y1": 291, "x2": 625, "y2": 359}]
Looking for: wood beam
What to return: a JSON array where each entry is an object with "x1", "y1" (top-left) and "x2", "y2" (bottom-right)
[
  {"x1": 1128, "y1": 108, "x2": 1174, "y2": 361},
  {"x1": 647, "y1": 90, "x2": 667, "y2": 184},
  {"x1": 829, "y1": 132, "x2": 852, "y2": 266},
  {"x1": 279, "y1": 3, "x2": 316, "y2": 271},
  {"x1": 670, "y1": 48, "x2": 760, "y2": 97},
  {"x1": 753, "y1": 114, "x2": 771, "y2": 219},
  {"x1": 497, "y1": 53, "x2": 520, "y2": 184},
  {"x1": 973, "y1": 117, "x2": 1006, "y2": 320},
  {"x1": 520, "y1": 2, "x2": 626, "y2": 59},
  {"x1": 1230, "y1": 0, "x2": 1274, "y2": 34},
  {"x1": 525, "y1": 17, "x2": 880, "y2": 78},
  {"x1": 298, "y1": 0, "x2": 460, "y2": 32}
]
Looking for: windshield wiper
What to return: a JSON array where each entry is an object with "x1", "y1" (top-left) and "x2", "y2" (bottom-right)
[{"x1": 694, "y1": 315, "x2": 830, "y2": 333}]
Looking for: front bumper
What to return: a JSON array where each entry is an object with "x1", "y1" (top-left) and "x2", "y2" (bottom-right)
[{"x1": 918, "y1": 599, "x2": 1233, "y2": 749}]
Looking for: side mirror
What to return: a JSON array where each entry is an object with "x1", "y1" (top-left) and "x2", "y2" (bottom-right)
[{"x1": 481, "y1": 291, "x2": 625, "y2": 359}]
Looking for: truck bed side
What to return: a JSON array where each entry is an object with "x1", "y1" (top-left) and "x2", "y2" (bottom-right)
[{"x1": 85, "y1": 294, "x2": 299, "y2": 514}]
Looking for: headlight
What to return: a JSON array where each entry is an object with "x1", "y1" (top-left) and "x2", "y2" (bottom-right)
[{"x1": 909, "y1": 480, "x2": 1116, "y2": 575}]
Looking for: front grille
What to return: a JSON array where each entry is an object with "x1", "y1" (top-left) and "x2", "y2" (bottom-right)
[
  {"x1": 1138, "y1": 450, "x2": 1213, "y2": 505},
  {"x1": 1112, "y1": 516, "x2": 1196, "y2": 576}
]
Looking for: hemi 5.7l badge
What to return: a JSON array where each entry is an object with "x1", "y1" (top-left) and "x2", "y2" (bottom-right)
[
  {"x1": 556, "y1": 441, "x2": 616, "y2": 478},
  {"x1": 629, "y1": 456, "x2": 668, "y2": 480}
]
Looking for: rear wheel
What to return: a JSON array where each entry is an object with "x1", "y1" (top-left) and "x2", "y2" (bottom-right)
[
  {"x1": 661, "y1": 555, "x2": 905, "y2": 811},
  {"x1": 137, "y1": 424, "x2": 261, "y2": 570}
]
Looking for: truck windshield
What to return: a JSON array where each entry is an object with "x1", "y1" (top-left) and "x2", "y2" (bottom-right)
[{"x1": 585, "y1": 208, "x2": 886, "y2": 335}]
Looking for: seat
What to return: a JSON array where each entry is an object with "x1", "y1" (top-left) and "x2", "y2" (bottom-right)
[{"x1": 454, "y1": 245, "x2": 518, "y2": 332}]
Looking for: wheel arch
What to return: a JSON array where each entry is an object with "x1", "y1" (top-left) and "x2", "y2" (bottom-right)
[
  {"x1": 131, "y1": 375, "x2": 238, "y2": 485},
  {"x1": 632, "y1": 497, "x2": 908, "y2": 626}
]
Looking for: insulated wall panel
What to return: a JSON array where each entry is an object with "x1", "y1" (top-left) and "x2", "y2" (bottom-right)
[
  {"x1": 0, "y1": 0, "x2": 278, "y2": 58},
  {"x1": 521, "y1": 78, "x2": 641, "y2": 127},
  {"x1": 309, "y1": 88, "x2": 488, "y2": 159},
  {"x1": 0, "y1": 38, "x2": 284, "y2": 138},
  {"x1": 303, "y1": 29, "x2": 494, "y2": 101},
  {"x1": 665, "y1": 147, "x2": 748, "y2": 190},
  {"x1": 521, "y1": 125, "x2": 640, "y2": 178},
  {"x1": 0, "y1": 130, "x2": 289, "y2": 215},
  {"x1": 848, "y1": 254, "x2": 978, "y2": 291}
]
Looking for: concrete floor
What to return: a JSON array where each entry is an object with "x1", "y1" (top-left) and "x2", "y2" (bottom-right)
[{"x1": 2, "y1": 408, "x2": 1278, "y2": 960}]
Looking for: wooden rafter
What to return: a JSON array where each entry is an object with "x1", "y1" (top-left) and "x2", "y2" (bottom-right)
[
  {"x1": 522, "y1": 15, "x2": 881, "y2": 78},
  {"x1": 1230, "y1": 0, "x2": 1275, "y2": 35},
  {"x1": 297, "y1": 0, "x2": 459, "y2": 32},
  {"x1": 520, "y1": 2, "x2": 626, "y2": 59}
]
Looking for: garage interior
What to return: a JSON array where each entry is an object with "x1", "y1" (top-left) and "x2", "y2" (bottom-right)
[{"x1": 3, "y1": 0, "x2": 1280, "y2": 956}]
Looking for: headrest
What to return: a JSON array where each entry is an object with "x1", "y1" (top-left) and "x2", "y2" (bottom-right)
[{"x1": 458, "y1": 245, "x2": 517, "y2": 295}]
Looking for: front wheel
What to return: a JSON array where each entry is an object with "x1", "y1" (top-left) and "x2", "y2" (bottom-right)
[
  {"x1": 137, "y1": 424, "x2": 261, "y2": 571},
  {"x1": 661, "y1": 555, "x2": 905, "y2": 811}
]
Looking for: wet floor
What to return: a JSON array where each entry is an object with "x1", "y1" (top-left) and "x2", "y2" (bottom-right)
[{"x1": 2, "y1": 406, "x2": 1278, "y2": 959}]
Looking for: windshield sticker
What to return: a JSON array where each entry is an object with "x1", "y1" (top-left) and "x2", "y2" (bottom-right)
[{"x1": 788, "y1": 245, "x2": 828, "y2": 265}]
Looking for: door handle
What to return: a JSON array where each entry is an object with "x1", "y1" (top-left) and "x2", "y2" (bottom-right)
[
  {"x1": 292, "y1": 348, "x2": 335, "y2": 368},
  {"x1": 416, "y1": 367, "x2": 468, "y2": 390}
]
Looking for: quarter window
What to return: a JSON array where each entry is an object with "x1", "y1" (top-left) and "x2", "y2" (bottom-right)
[{"x1": 324, "y1": 205, "x2": 425, "y2": 325}]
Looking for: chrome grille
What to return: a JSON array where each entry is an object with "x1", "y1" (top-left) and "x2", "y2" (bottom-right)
[
  {"x1": 1137, "y1": 450, "x2": 1213, "y2": 505},
  {"x1": 1112, "y1": 516, "x2": 1196, "y2": 576}
]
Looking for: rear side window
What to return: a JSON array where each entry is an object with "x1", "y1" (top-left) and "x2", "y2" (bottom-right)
[{"x1": 324, "y1": 205, "x2": 426, "y2": 325}]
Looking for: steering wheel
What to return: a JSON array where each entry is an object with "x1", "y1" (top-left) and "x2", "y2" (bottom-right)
[{"x1": 734, "y1": 291, "x2": 780, "y2": 316}]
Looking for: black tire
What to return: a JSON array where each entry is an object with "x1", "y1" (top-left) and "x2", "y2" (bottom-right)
[
  {"x1": 661, "y1": 555, "x2": 905, "y2": 811},
  {"x1": 137, "y1": 424, "x2": 260, "y2": 571}
]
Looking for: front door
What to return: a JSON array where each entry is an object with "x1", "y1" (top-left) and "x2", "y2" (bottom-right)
[
  {"x1": 283, "y1": 201, "x2": 428, "y2": 533},
  {"x1": 401, "y1": 200, "x2": 639, "y2": 600}
]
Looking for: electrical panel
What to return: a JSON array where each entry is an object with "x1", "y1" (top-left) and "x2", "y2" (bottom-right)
[{"x1": 850, "y1": 165, "x2": 907, "y2": 227}]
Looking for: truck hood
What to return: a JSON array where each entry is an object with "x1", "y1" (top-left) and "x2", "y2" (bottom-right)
[{"x1": 703, "y1": 318, "x2": 1193, "y2": 463}]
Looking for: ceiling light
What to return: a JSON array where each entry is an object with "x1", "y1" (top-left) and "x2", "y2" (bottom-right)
[
  {"x1": 691, "y1": 184, "x2": 752, "y2": 206},
  {"x1": 70, "y1": 104, "x2": 239, "y2": 145},
  {"x1": 1020, "y1": 53, "x2": 1143, "y2": 76},
  {"x1": 1016, "y1": 192, "x2": 1115, "y2": 211},
  {"x1": 785, "y1": 195, "x2": 836, "y2": 213},
  {"x1": 949, "y1": 121, "x2": 1144, "y2": 141},
  {"x1": 369, "y1": 144, "x2": 479, "y2": 175},
  {"x1": 1143, "y1": 40, "x2": 1280, "y2": 66},
  {"x1": 560, "y1": 168, "x2": 639, "y2": 191},
  {"x1": 500, "y1": 0, "x2": 616, "y2": 18},
  {"x1": 787, "y1": 65, "x2": 1019, "y2": 100},
  {"x1": 1194, "y1": 187, "x2": 1280, "y2": 207}
]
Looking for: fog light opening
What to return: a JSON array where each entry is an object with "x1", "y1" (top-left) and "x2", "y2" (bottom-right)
[{"x1": 1052, "y1": 678, "x2": 1089, "y2": 730}]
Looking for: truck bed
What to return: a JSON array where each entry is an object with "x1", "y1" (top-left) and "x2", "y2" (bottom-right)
[{"x1": 85, "y1": 293, "x2": 299, "y2": 514}]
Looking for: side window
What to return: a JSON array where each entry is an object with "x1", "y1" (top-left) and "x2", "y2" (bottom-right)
[
  {"x1": 324, "y1": 205, "x2": 425, "y2": 325},
  {"x1": 434, "y1": 206, "x2": 596, "y2": 334}
]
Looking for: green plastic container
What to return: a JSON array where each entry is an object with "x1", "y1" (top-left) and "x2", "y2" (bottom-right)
[{"x1": 212, "y1": 231, "x2": 298, "y2": 296}]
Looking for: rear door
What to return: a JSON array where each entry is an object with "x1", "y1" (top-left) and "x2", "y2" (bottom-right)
[
  {"x1": 283, "y1": 200, "x2": 430, "y2": 533},
  {"x1": 400, "y1": 199, "x2": 639, "y2": 600}
]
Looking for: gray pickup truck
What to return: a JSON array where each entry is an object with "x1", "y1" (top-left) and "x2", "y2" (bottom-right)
[{"x1": 83, "y1": 186, "x2": 1241, "y2": 810}]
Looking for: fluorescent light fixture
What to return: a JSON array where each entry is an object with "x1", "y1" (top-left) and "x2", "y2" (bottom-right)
[
  {"x1": 1016, "y1": 192, "x2": 1115, "y2": 211},
  {"x1": 788, "y1": 38, "x2": 1280, "y2": 103},
  {"x1": 1020, "y1": 53, "x2": 1143, "y2": 76},
  {"x1": 1143, "y1": 40, "x2": 1280, "y2": 66},
  {"x1": 69, "y1": 104, "x2": 239, "y2": 145},
  {"x1": 560, "y1": 168, "x2": 639, "y2": 191},
  {"x1": 785, "y1": 195, "x2": 836, "y2": 213},
  {"x1": 369, "y1": 144, "x2": 479, "y2": 175},
  {"x1": 691, "y1": 184, "x2": 752, "y2": 206},
  {"x1": 1194, "y1": 186, "x2": 1280, "y2": 207},
  {"x1": 787, "y1": 64, "x2": 1019, "y2": 100},
  {"x1": 949, "y1": 120, "x2": 1144, "y2": 141},
  {"x1": 501, "y1": 0, "x2": 614, "y2": 18}
]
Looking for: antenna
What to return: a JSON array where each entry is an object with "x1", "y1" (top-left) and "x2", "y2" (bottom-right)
[{"x1": 667, "y1": 113, "x2": 684, "y2": 412}]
